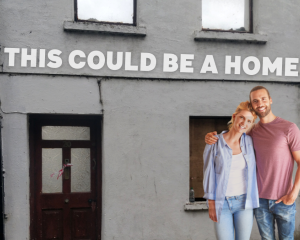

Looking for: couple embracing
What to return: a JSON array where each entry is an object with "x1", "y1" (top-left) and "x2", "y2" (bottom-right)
[{"x1": 203, "y1": 86, "x2": 300, "y2": 240}]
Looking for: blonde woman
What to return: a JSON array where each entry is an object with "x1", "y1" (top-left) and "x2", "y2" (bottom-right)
[{"x1": 203, "y1": 101, "x2": 259, "y2": 240}]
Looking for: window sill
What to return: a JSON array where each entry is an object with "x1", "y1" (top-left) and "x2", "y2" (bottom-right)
[
  {"x1": 63, "y1": 21, "x2": 147, "y2": 37},
  {"x1": 184, "y1": 202, "x2": 208, "y2": 211},
  {"x1": 194, "y1": 31, "x2": 268, "y2": 44}
]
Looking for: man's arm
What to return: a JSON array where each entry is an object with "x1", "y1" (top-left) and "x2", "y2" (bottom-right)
[
  {"x1": 276, "y1": 150, "x2": 300, "y2": 204},
  {"x1": 205, "y1": 124, "x2": 254, "y2": 145}
]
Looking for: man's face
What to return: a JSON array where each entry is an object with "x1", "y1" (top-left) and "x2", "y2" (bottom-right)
[{"x1": 250, "y1": 89, "x2": 272, "y2": 118}]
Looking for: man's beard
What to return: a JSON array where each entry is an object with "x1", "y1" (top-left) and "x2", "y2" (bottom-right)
[{"x1": 254, "y1": 105, "x2": 271, "y2": 118}]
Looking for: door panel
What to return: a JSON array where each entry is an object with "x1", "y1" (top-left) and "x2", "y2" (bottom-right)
[
  {"x1": 42, "y1": 210, "x2": 63, "y2": 240},
  {"x1": 71, "y1": 208, "x2": 93, "y2": 239},
  {"x1": 30, "y1": 115, "x2": 102, "y2": 240}
]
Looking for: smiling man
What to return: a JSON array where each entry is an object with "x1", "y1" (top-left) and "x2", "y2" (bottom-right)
[{"x1": 205, "y1": 86, "x2": 300, "y2": 240}]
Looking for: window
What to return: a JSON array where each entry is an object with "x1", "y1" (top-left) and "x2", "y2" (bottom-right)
[
  {"x1": 75, "y1": 0, "x2": 136, "y2": 25},
  {"x1": 189, "y1": 117, "x2": 230, "y2": 201},
  {"x1": 202, "y1": 0, "x2": 252, "y2": 32}
]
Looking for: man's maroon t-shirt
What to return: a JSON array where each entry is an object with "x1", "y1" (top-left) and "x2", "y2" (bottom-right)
[{"x1": 249, "y1": 117, "x2": 300, "y2": 200}]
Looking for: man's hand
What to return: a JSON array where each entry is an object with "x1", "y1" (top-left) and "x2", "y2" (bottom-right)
[
  {"x1": 205, "y1": 131, "x2": 218, "y2": 145},
  {"x1": 275, "y1": 193, "x2": 297, "y2": 205},
  {"x1": 276, "y1": 150, "x2": 300, "y2": 205},
  {"x1": 208, "y1": 200, "x2": 217, "y2": 222}
]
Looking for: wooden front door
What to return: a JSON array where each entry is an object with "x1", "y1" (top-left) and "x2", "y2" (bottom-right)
[{"x1": 30, "y1": 115, "x2": 102, "y2": 240}]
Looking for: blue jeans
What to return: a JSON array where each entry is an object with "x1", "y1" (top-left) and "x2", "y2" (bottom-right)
[
  {"x1": 254, "y1": 198, "x2": 296, "y2": 240},
  {"x1": 215, "y1": 194, "x2": 254, "y2": 240}
]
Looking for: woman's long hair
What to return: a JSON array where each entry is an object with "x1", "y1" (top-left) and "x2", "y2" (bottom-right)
[{"x1": 228, "y1": 101, "x2": 257, "y2": 130}]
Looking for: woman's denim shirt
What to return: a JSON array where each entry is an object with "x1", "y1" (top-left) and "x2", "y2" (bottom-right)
[{"x1": 203, "y1": 131, "x2": 259, "y2": 221}]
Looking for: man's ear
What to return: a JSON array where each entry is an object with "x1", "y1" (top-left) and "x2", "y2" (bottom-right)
[{"x1": 270, "y1": 97, "x2": 273, "y2": 104}]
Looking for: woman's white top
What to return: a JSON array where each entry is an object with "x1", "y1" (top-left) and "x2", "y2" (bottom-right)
[{"x1": 225, "y1": 152, "x2": 247, "y2": 197}]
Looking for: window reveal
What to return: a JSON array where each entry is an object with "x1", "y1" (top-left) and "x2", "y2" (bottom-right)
[{"x1": 189, "y1": 117, "x2": 230, "y2": 201}]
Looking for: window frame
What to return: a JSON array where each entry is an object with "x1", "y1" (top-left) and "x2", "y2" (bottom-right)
[
  {"x1": 189, "y1": 116, "x2": 231, "y2": 202},
  {"x1": 74, "y1": 0, "x2": 138, "y2": 26},
  {"x1": 202, "y1": 0, "x2": 253, "y2": 33}
]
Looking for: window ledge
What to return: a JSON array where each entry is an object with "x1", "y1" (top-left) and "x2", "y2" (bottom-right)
[
  {"x1": 194, "y1": 31, "x2": 268, "y2": 44},
  {"x1": 63, "y1": 21, "x2": 147, "y2": 37},
  {"x1": 184, "y1": 202, "x2": 208, "y2": 211}
]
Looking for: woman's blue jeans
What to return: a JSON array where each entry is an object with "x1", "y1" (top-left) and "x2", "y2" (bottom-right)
[{"x1": 214, "y1": 194, "x2": 254, "y2": 240}]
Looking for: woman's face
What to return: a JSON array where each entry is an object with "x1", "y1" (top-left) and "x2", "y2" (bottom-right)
[{"x1": 232, "y1": 110, "x2": 254, "y2": 133}]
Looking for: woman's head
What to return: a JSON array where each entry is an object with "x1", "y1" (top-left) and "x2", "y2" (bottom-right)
[{"x1": 228, "y1": 101, "x2": 257, "y2": 132}]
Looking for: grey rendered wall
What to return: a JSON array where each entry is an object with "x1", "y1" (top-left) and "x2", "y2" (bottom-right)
[
  {"x1": 101, "y1": 79, "x2": 300, "y2": 240},
  {"x1": 0, "y1": 75, "x2": 300, "y2": 239},
  {"x1": 0, "y1": 1, "x2": 299, "y2": 82},
  {"x1": 1, "y1": 0, "x2": 300, "y2": 239},
  {"x1": 0, "y1": 75, "x2": 102, "y2": 240}
]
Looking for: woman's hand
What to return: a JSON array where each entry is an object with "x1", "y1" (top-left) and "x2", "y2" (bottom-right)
[
  {"x1": 208, "y1": 200, "x2": 218, "y2": 222},
  {"x1": 205, "y1": 131, "x2": 218, "y2": 145}
]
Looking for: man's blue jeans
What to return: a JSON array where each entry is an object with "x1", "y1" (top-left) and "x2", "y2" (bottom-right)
[
  {"x1": 214, "y1": 194, "x2": 254, "y2": 240},
  {"x1": 254, "y1": 198, "x2": 296, "y2": 240}
]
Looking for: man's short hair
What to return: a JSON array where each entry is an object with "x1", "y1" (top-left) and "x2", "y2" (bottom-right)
[{"x1": 249, "y1": 86, "x2": 270, "y2": 101}]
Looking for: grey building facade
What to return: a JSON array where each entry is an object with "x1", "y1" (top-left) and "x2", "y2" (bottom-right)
[{"x1": 0, "y1": 0, "x2": 300, "y2": 239}]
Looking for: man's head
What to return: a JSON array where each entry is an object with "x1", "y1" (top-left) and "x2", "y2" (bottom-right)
[{"x1": 249, "y1": 86, "x2": 273, "y2": 118}]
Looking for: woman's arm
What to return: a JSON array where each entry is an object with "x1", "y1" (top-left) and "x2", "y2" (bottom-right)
[
  {"x1": 208, "y1": 200, "x2": 218, "y2": 222},
  {"x1": 203, "y1": 144, "x2": 216, "y2": 202},
  {"x1": 203, "y1": 144, "x2": 218, "y2": 222}
]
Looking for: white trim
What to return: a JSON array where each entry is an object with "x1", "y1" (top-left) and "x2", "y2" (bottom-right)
[
  {"x1": 194, "y1": 31, "x2": 267, "y2": 44},
  {"x1": 184, "y1": 202, "x2": 208, "y2": 211}
]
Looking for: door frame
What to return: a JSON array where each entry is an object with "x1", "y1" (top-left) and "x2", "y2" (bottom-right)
[{"x1": 29, "y1": 114, "x2": 102, "y2": 240}]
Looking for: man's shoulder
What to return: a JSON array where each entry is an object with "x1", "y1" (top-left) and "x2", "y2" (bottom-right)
[
  {"x1": 254, "y1": 117, "x2": 296, "y2": 129},
  {"x1": 276, "y1": 117, "x2": 294, "y2": 125},
  {"x1": 276, "y1": 117, "x2": 298, "y2": 131}
]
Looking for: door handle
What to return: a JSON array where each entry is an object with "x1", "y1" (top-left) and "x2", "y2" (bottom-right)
[
  {"x1": 88, "y1": 199, "x2": 96, "y2": 204},
  {"x1": 88, "y1": 199, "x2": 97, "y2": 212}
]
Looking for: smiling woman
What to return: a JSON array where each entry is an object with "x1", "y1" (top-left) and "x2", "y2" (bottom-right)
[
  {"x1": 76, "y1": 0, "x2": 135, "y2": 24},
  {"x1": 203, "y1": 101, "x2": 259, "y2": 240}
]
